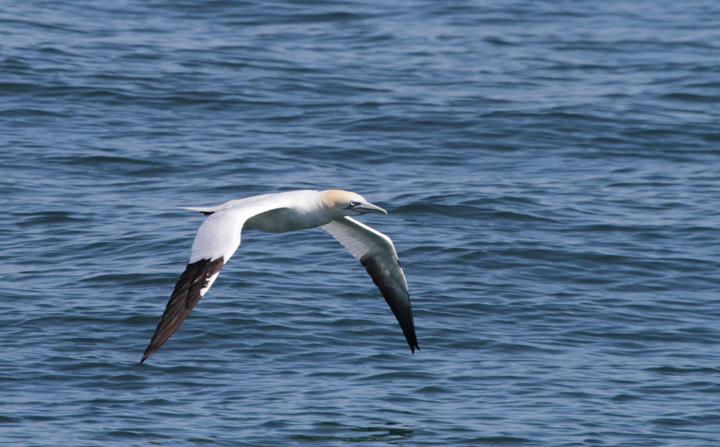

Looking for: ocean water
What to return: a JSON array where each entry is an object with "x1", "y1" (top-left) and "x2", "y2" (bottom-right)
[{"x1": 2, "y1": 0, "x2": 720, "y2": 445}]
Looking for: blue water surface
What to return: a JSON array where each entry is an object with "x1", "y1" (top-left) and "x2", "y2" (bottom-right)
[{"x1": 1, "y1": 1, "x2": 720, "y2": 445}]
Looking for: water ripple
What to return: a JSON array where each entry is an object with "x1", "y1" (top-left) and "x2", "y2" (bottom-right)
[{"x1": 1, "y1": 0, "x2": 720, "y2": 445}]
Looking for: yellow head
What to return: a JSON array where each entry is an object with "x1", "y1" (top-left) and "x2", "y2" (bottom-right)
[{"x1": 320, "y1": 190, "x2": 388, "y2": 216}]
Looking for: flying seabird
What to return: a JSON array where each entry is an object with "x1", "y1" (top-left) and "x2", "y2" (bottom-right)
[{"x1": 141, "y1": 189, "x2": 419, "y2": 362}]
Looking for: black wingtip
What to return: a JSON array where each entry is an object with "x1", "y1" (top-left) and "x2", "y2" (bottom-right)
[
  {"x1": 409, "y1": 339, "x2": 420, "y2": 354},
  {"x1": 141, "y1": 257, "x2": 225, "y2": 363}
]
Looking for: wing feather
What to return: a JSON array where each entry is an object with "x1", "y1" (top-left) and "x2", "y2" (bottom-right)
[
  {"x1": 322, "y1": 217, "x2": 419, "y2": 353},
  {"x1": 141, "y1": 257, "x2": 224, "y2": 362},
  {"x1": 142, "y1": 197, "x2": 295, "y2": 362}
]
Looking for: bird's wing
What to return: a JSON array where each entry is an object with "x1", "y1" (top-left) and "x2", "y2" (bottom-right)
[
  {"x1": 142, "y1": 199, "x2": 291, "y2": 362},
  {"x1": 322, "y1": 216, "x2": 419, "y2": 353}
]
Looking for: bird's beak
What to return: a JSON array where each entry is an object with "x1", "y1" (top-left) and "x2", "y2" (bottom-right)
[{"x1": 356, "y1": 202, "x2": 388, "y2": 215}]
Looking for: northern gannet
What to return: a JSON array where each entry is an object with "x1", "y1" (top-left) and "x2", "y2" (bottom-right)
[{"x1": 141, "y1": 189, "x2": 419, "y2": 362}]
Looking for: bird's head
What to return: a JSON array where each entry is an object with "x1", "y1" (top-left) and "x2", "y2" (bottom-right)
[{"x1": 321, "y1": 190, "x2": 388, "y2": 216}]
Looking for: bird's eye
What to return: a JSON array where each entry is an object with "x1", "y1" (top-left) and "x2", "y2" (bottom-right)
[{"x1": 349, "y1": 201, "x2": 361, "y2": 207}]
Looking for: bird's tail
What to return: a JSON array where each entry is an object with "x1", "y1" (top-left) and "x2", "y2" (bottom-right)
[{"x1": 179, "y1": 206, "x2": 216, "y2": 215}]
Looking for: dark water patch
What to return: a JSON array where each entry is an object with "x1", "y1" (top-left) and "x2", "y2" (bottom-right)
[
  {"x1": 292, "y1": 422, "x2": 414, "y2": 443},
  {"x1": 15, "y1": 211, "x2": 84, "y2": 226},
  {"x1": 646, "y1": 366, "x2": 720, "y2": 375},
  {"x1": 611, "y1": 393, "x2": 640, "y2": 402},
  {"x1": 662, "y1": 93, "x2": 720, "y2": 103},
  {"x1": 58, "y1": 155, "x2": 164, "y2": 167},
  {"x1": 699, "y1": 133, "x2": 720, "y2": 142},
  {"x1": 484, "y1": 37, "x2": 516, "y2": 47},
  {"x1": 105, "y1": 429, "x2": 172, "y2": 440},
  {"x1": 491, "y1": 211, "x2": 560, "y2": 223},
  {"x1": 463, "y1": 436, "x2": 535, "y2": 444},
  {"x1": 20, "y1": 414, "x2": 60, "y2": 422},
  {"x1": 0, "y1": 108, "x2": 69, "y2": 118},
  {"x1": 0, "y1": 82, "x2": 44, "y2": 94}
]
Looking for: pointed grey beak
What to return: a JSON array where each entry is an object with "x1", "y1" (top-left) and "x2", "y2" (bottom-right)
[{"x1": 356, "y1": 202, "x2": 388, "y2": 215}]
